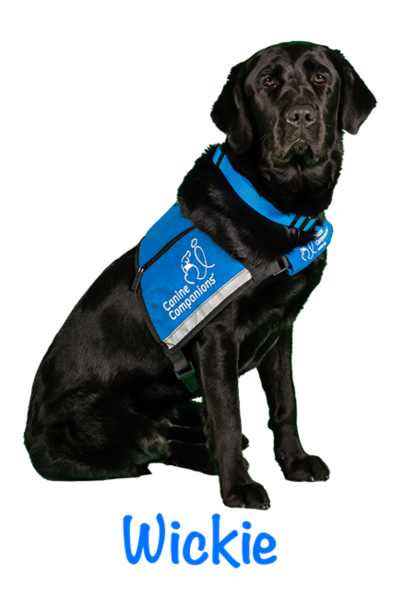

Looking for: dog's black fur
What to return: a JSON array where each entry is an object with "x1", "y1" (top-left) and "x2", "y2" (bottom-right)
[{"x1": 25, "y1": 42, "x2": 376, "y2": 509}]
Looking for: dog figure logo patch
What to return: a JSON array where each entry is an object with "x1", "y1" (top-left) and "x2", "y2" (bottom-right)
[{"x1": 181, "y1": 238, "x2": 215, "y2": 285}]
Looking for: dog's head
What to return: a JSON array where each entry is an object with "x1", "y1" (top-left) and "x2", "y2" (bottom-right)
[{"x1": 211, "y1": 42, "x2": 376, "y2": 168}]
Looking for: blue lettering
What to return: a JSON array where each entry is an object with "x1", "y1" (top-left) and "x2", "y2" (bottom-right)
[
  {"x1": 122, "y1": 513, "x2": 277, "y2": 567},
  {"x1": 253, "y1": 532, "x2": 277, "y2": 565},
  {"x1": 171, "y1": 521, "x2": 180, "y2": 565},
  {"x1": 182, "y1": 532, "x2": 208, "y2": 565},
  {"x1": 242, "y1": 521, "x2": 251, "y2": 565},
  {"x1": 123, "y1": 513, "x2": 165, "y2": 564},
  {"x1": 212, "y1": 514, "x2": 240, "y2": 569}
]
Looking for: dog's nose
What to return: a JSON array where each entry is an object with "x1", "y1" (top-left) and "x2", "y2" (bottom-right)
[{"x1": 286, "y1": 104, "x2": 317, "y2": 126}]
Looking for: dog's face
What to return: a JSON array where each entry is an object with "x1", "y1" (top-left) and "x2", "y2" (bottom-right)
[
  {"x1": 244, "y1": 43, "x2": 341, "y2": 166},
  {"x1": 211, "y1": 42, "x2": 376, "y2": 207}
]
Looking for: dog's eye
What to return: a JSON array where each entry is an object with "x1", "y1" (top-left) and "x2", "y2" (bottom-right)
[
  {"x1": 262, "y1": 77, "x2": 277, "y2": 88},
  {"x1": 314, "y1": 74, "x2": 326, "y2": 84}
]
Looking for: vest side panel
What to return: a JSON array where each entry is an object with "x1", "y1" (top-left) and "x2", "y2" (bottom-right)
[{"x1": 140, "y1": 229, "x2": 251, "y2": 345}]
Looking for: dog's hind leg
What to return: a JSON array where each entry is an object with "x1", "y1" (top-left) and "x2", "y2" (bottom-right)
[
  {"x1": 25, "y1": 387, "x2": 247, "y2": 481},
  {"x1": 168, "y1": 400, "x2": 250, "y2": 449},
  {"x1": 171, "y1": 401, "x2": 204, "y2": 426},
  {"x1": 161, "y1": 440, "x2": 217, "y2": 475},
  {"x1": 24, "y1": 387, "x2": 168, "y2": 482},
  {"x1": 167, "y1": 401, "x2": 208, "y2": 444}
]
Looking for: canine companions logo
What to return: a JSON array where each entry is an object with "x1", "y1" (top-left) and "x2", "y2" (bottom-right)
[
  {"x1": 162, "y1": 238, "x2": 217, "y2": 322},
  {"x1": 181, "y1": 238, "x2": 215, "y2": 285},
  {"x1": 300, "y1": 225, "x2": 329, "y2": 262},
  {"x1": 123, "y1": 514, "x2": 277, "y2": 567},
  {"x1": 139, "y1": 219, "x2": 252, "y2": 346}
]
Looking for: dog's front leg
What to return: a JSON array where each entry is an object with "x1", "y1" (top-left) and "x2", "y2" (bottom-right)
[
  {"x1": 194, "y1": 331, "x2": 270, "y2": 509},
  {"x1": 258, "y1": 326, "x2": 330, "y2": 482}
]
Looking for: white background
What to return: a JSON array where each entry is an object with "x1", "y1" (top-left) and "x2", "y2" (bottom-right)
[{"x1": 1, "y1": 1, "x2": 398, "y2": 598}]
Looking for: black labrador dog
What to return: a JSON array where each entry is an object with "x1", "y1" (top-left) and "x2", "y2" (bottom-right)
[{"x1": 25, "y1": 42, "x2": 376, "y2": 509}]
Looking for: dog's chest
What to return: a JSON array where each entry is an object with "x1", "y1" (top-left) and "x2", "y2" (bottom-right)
[{"x1": 235, "y1": 271, "x2": 316, "y2": 373}]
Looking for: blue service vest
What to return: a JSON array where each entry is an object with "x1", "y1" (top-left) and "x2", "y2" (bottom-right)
[
  {"x1": 134, "y1": 148, "x2": 333, "y2": 353},
  {"x1": 135, "y1": 203, "x2": 254, "y2": 349}
]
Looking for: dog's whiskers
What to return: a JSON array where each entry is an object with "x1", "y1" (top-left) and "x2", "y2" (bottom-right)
[{"x1": 259, "y1": 132, "x2": 274, "y2": 144}]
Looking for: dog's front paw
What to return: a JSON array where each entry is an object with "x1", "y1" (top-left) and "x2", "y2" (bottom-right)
[
  {"x1": 278, "y1": 453, "x2": 330, "y2": 482},
  {"x1": 223, "y1": 481, "x2": 270, "y2": 510}
]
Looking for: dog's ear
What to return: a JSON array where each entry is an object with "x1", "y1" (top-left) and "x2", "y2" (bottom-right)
[
  {"x1": 330, "y1": 49, "x2": 376, "y2": 134},
  {"x1": 211, "y1": 62, "x2": 253, "y2": 153}
]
